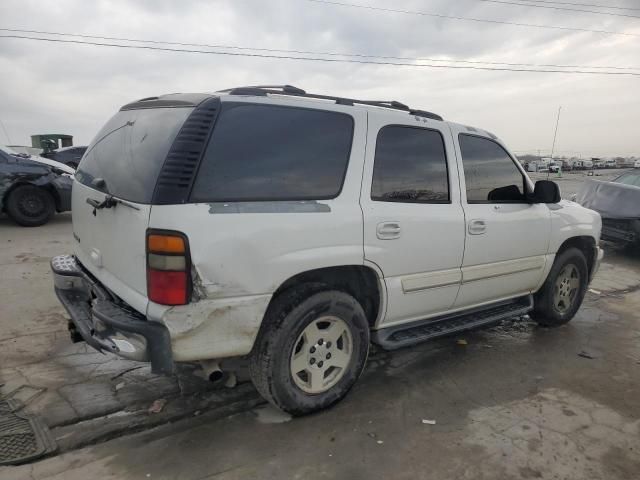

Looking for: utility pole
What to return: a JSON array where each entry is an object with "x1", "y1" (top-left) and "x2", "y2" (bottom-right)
[{"x1": 0, "y1": 117, "x2": 11, "y2": 144}]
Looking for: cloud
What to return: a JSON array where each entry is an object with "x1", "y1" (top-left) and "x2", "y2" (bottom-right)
[{"x1": 0, "y1": 0, "x2": 638, "y2": 156}]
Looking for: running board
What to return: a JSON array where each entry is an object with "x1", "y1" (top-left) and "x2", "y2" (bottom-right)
[{"x1": 372, "y1": 295, "x2": 533, "y2": 350}]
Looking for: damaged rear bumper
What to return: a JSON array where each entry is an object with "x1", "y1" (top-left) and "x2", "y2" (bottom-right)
[{"x1": 51, "y1": 254, "x2": 174, "y2": 375}]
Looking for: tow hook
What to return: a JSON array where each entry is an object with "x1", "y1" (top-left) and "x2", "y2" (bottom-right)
[{"x1": 68, "y1": 320, "x2": 83, "y2": 343}]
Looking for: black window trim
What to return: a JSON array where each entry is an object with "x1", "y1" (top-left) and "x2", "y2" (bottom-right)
[
  {"x1": 370, "y1": 124, "x2": 452, "y2": 205},
  {"x1": 458, "y1": 132, "x2": 530, "y2": 205},
  {"x1": 187, "y1": 101, "x2": 356, "y2": 203}
]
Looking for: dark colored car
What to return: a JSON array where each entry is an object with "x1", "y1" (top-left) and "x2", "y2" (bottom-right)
[
  {"x1": 42, "y1": 146, "x2": 87, "y2": 169},
  {"x1": 575, "y1": 171, "x2": 640, "y2": 247},
  {"x1": 0, "y1": 147, "x2": 73, "y2": 226}
]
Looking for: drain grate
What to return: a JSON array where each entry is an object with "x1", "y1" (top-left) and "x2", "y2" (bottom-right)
[{"x1": 0, "y1": 399, "x2": 56, "y2": 465}]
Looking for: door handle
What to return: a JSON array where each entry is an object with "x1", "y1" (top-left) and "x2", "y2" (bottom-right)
[
  {"x1": 376, "y1": 222, "x2": 401, "y2": 240},
  {"x1": 468, "y1": 219, "x2": 487, "y2": 235}
]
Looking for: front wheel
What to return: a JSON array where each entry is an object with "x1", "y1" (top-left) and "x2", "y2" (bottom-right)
[
  {"x1": 249, "y1": 289, "x2": 370, "y2": 415},
  {"x1": 530, "y1": 247, "x2": 589, "y2": 327}
]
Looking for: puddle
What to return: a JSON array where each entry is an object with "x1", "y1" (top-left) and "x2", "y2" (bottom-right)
[{"x1": 252, "y1": 404, "x2": 292, "y2": 424}]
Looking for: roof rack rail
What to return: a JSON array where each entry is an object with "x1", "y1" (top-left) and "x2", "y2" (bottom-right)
[{"x1": 220, "y1": 85, "x2": 443, "y2": 120}]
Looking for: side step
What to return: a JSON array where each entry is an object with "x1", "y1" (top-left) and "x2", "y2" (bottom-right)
[{"x1": 372, "y1": 295, "x2": 533, "y2": 350}]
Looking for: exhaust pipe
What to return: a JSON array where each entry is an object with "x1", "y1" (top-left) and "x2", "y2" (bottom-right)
[
  {"x1": 198, "y1": 360, "x2": 237, "y2": 387},
  {"x1": 199, "y1": 360, "x2": 224, "y2": 382}
]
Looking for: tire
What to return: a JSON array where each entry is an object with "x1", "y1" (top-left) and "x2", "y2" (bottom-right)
[
  {"x1": 249, "y1": 288, "x2": 370, "y2": 416},
  {"x1": 531, "y1": 247, "x2": 589, "y2": 327},
  {"x1": 5, "y1": 185, "x2": 55, "y2": 227}
]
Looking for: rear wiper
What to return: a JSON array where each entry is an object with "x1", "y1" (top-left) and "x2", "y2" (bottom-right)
[{"x1": 86, "y1": 195, "x2": 140, "y2": 216}]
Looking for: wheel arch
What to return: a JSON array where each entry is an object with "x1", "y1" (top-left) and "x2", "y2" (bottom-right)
[
  {"x1": 265, "y1": 265, "x2": 384, "y2": 329},
  {"x1": 555, "y1": 236, "x2": 597, "y2": 279},
  {"x1": 2, "y1": 181, "x2": 59, "y2": 212}
]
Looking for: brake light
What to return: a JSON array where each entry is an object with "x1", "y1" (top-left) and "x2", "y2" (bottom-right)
[{"x1": 147, "y1": 231, "x2": 190, "y2": 305}]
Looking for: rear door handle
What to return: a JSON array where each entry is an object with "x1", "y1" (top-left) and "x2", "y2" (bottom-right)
[
  {"x1": 468, "y1": 219, "x2": 487, "y2": 235},
  {"x1": 376, "y1": 222, "x2": 401, "y2": 240}
]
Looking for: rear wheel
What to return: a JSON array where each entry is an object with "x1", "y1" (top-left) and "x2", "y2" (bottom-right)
[
  {"x1": 250, "y1": 288, "x2": 370, "y2": 415},
  {"x1": 5, "y1": 185, "x2": 55, "y2": 227},
  {"x1": 531, "y1": 247, "x2": 588, "y2": 327}
]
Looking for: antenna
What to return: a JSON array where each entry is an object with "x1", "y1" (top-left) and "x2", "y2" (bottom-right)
[{"x1": 548, "y1": 106, "x2": 562, "y2": 179}]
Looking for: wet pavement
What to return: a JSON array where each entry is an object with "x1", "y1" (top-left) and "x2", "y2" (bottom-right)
[
  {"x1": 1, "y1": 202, "x2": 640, "y2": 479},
  {"x1": 0, "y1": 214, "x2": 254, "y2": 454}
]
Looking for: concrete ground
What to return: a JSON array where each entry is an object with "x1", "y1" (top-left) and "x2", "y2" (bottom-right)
[{"x1": 1, "y1": 172, "x2": 640, "y2": 479}]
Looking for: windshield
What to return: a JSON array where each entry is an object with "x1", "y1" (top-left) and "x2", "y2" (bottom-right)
[
  {"x1": 76, "y1": 107, "x2": 193, "y2": 203},
  {"x1": 613, "y1": 172, "x2": 640, "y2": 188}
]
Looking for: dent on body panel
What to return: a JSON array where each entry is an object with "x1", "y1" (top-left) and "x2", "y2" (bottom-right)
[{"x1": 163, "y1": 294, "x2": 271, "y2": 361}]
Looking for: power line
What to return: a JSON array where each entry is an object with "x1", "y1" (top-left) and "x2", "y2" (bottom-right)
[
  {"x1": 475, "y1": 0, "x2": 640, "y2": 18},
  {"x1": 1, "y1": 27, "x2": 638, "y2": 71},
  {"x1": 306, "y1": 0, "x2": 640, "y2": 37},
  {"x1": 524, "y1": 0, "x2": 640, "y2": 12},
  {"x1": 2, "y1": 34, "x2": 640, "y2": 76}
]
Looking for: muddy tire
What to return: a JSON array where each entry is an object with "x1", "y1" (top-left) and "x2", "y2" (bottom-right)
[
  {"x1": 5, "y1": 185, "x2": 55, "y2": 227},
  {"x1": 249, "y1": 288, "x2": 370, "y2": 416},
  {"x1": 531, "y1": 247, "x2": 589, "y2": 327}
]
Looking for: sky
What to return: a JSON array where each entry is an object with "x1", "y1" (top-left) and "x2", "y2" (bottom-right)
[{"x1": 0, "y1": 0, "x2": 639, "y2": 158}]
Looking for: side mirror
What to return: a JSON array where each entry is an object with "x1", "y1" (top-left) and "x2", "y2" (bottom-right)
[{"x1": 532, "y1": 180, "x2": 561, "y2": 204}]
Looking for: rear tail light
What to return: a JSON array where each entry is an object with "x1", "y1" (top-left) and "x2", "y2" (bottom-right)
[{"x1": 147, "y1": 231, "x2": 191, "y2": 305}]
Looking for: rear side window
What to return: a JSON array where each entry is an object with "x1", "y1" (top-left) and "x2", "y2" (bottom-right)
[
  {"x1": 190, "y1": 104, "x2": 353, "y2": 202},
  {"x1": 371, "y1": 126, "x2": 449, "y2": 203},
  {"x1": 459, "y1": 134, "x2": 526, "y2": 203},
  {"x1": 76, "y1": 107, "x2": 192, "y2": 203}
]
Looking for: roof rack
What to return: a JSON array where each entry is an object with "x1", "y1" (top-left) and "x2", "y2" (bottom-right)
[{"x1": 219, "y1": 85, "x2": 443, "y2": 121}]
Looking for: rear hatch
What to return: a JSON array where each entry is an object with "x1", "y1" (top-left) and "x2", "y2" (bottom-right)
[{"x1": 72, "y1": 104, "x2": 194, "y2": 314}]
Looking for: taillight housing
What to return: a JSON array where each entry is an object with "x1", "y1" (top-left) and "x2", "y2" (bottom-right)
[{"x1": 146, "y1": 230, "x2": 191, "y2": 305}]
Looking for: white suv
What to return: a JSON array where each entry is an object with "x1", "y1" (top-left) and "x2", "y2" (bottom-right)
[{"x1": 51, "y1": 85, "x2": 603, "y2": 415}]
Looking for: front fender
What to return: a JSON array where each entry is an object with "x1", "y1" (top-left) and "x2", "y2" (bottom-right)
[{"x1": 548, "y1": 201, "x2": 601, "y2": 253}]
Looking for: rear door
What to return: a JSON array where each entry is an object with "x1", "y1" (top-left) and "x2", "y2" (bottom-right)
[
  {"x1": 450, "y1": 126, "x2": 551, "y2": 308},
  {"x1": 73, "y1": 106, "x2": 193, "y2": 314},
  {"x1": 361, "y1": 116, "x2": 465, "y2": 328}
]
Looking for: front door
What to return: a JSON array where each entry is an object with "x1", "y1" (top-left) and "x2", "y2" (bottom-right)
[
  {"x1": 361, "y1": 116, "x2": 465, "y2": 328},
  {"x1": 450, "y1": 127, "x2": 551, "y2": 308}
]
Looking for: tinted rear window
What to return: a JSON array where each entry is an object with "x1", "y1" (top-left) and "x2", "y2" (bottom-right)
[
  {"x1": 76, "y1": 107, "x2": 192, "y2": 203},
  {"x1": 190, "y1": 104, "x2": 353, "y2": 202},
  {"x1": 371, "y1": 126, "x2": 449, "y2": 203}
]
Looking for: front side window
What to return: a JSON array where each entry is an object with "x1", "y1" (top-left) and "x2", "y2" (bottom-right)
[
  {"x1": 190, "y1": 104, "x2": 354, "y2": 202},
  {"x1": 459, "y1": 134, "x2": 526, "y2": 203},
  {"x1": 371, "y1": 126, "x2": 449, "y2": 203}
]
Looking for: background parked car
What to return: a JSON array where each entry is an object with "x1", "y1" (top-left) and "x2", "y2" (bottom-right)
[
  {"x1": 575, "y1": 171, "x2": 640, "y2": 247},
  {"x1": 0, "y1": 145, "x2": 73, "y2": 226},
  {"x1": 635, "y1": 160, "x2": 640, "y2": 169},
  {"x1": 42, "y1": 146, "x2": 87, "y2": 169}
]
